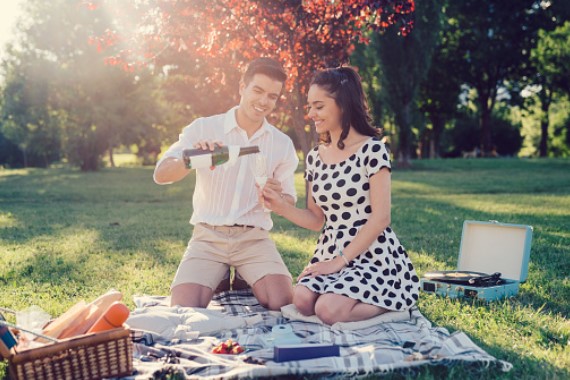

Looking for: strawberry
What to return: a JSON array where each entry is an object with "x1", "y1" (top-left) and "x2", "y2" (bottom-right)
[{"x1": 211, "y1": 339, "x2": 245, "y2": 355}]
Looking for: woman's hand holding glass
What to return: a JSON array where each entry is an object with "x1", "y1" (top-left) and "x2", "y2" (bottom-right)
[
  {"x1": 254, "y1": 153, "x2": 288, "y2": 213},
  {"x1": 254, "y1": 154, "x2": 271, "y2": 212},
  {"x1": 260, "y1": 182, "x2": 288, "y2": 214}
]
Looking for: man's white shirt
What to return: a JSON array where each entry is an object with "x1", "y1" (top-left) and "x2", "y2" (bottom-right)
[{"x1": 155, "y1": 106, "x2": 299, "y2": 230}]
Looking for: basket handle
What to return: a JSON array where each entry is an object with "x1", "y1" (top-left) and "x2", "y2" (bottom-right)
[{"x1": 0, "y1": 320, "x2": 59, "y2": 343}]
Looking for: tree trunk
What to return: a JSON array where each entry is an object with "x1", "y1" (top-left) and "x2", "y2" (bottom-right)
[
  {"x1": 108, "y1": 147, "x2": 115, "y2": 167},
  {"x1": 396, "y1": 102, "x2": 413, "y2": 168},
  {"x1": 539, "y1": 116, "x2": 549, "y2": 157},
  {"x1": 289, "y1": 86, "x2": 314, "y2": 166},
  {"x1": 288, "y1": 86, "x2": 318, "y2": 205},
  {"x1": 538, "y1": 86, "x2": 553, "y2": 158},
  {"x1": 290, "y1": 108, "x2": 310, "y2": 166},
  {"x1": 21, "y1": 147, "x2": 28, "y2": 168},
  {"x1": 429, "y1": 115, "x2": 445, "y2": 158},
  {"x1": 479, "y1": 102, "x2": 492, "y2": 156},
  {"x1": 81, "y1": 152, "x2": 100, "y2": 171}
]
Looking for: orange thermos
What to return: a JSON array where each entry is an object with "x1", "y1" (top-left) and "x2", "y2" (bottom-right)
[{"x1": 87, "y1": 301, "x2": 130, "y2": 333}]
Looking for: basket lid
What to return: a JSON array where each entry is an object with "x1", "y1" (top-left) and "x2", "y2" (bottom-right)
[{"x1": 457, "y1": 220, "x2": 532, "y2": 282}]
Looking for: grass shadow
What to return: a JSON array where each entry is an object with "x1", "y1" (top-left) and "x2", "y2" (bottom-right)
[{"x1": 1, "y1": 159, "x2": 569, "y2": 379}]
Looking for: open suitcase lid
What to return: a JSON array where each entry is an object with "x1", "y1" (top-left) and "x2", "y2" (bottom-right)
[{"x1": 457, "y1": 220, "x2": 533, "y2": 282}]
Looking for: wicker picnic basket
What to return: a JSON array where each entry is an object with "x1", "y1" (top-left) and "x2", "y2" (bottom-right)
[{"x1": 5, "y1": 327, "x2": 133, "y2": 380}]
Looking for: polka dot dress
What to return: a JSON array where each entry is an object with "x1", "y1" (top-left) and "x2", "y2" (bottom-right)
[{"x1": 299, "y1": 137, "x2": 420, "y2": 311}]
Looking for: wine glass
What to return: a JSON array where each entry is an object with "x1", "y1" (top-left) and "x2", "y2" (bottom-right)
[{"x1": 254, "y1": 154, "x2": 269, "y2": 212}]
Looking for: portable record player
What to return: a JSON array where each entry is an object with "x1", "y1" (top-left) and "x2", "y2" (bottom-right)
[{"x1": 421, "y1": 220, "x2": 533, "y2": 301}]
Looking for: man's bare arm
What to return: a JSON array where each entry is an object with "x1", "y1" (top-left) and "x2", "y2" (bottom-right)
[{"x1": 153, "y1": 157, "x2": 190, "y2": 185}]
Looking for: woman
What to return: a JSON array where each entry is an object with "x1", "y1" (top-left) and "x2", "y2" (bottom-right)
[{"x1": 263, "y1": 66, "x2": 419, "y2": 324}]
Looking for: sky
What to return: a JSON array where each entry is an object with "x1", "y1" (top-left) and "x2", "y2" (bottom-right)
[{"x1": 0, "y1": 0, "x2": 24, "y2": 57}]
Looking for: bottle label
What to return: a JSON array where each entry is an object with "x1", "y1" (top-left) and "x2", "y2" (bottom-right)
[
  {"x1": 226, "y1": 145, "x2": 240, "y2": 167},
  {"x1": 189, "y1": 154, "x2": 213, "y2": 169}
]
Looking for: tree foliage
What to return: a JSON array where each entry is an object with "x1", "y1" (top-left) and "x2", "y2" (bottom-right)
[
  {"x1": 0, "y1": 44, "x2": 62, "y2": 168},
  {"x1": 0, "y1": 0, "x2": 170, "y2": 170},
  {"x1": 530, "y1": 21, "x2": 570, "y2": 156},
  {"x1": 1, "y1": 0, "x2": 569, "y2": 168},
  {"x1": 368, "y1": 0, "x2": 442, "y2": 166},
  {"x1": 90, "y1": 0, "x2": 415, "y2": 159},
  {"x1": 447, "y1": 109, "x2": 523, "y2": 157},
  {"x1": 445, "y1": 0, "x2": 567, "y2": 156},
  {"x1": 417, "y1": 5, "x2": 464, "y2": 159}
]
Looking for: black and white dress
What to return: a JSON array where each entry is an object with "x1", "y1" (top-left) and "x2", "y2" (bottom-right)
[{"x1": 299, "y1": 137, "x2": 420, "y2": 311}]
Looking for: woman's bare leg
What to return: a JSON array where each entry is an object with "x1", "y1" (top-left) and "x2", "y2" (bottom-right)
[
  {"x1": 293, "y1": 285, "x2": 319, "y2": 316},
  {"x1": 314, "y1": 293, "x2": 388, "y2": 325}
]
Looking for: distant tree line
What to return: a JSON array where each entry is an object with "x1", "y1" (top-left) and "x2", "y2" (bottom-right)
[{"x1": 1, "y1": 0, "x2": 569, "y2": 171}]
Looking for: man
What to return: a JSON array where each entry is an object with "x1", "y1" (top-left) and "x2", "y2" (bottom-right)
[{"x1": 154, "y1": 58, "x2": 298, "y2": 310}]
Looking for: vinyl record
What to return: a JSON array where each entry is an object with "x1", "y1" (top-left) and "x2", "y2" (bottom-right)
[
  {"x1": 423, "y1": 271, "x2": 503, "y2": 286},
  {"x1": 424, "y1": 270, "x2": 489, "y2": 281}
]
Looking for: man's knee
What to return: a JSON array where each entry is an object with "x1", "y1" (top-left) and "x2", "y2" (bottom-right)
[
  {"x1": 253, "y1": 275, "x2": 293, "y2": 311},
  {"x1": 170, "y1": 283, "x2": 213, "y2": 307},
  {"x1": 257, "y1": 297, "x2": 283, "y2": 311},
  {"x1": 265, "y1": 292, "x2": 292, "y2": 311}
]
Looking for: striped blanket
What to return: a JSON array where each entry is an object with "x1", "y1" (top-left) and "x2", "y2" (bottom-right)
[{"x1": 124, "y1": 290, "x2": 511, "y2": 379}]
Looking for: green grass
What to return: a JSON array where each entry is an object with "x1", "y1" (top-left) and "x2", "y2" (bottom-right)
[{"x1": 0, "y1": 158, "x2": 569, "y2": 379}]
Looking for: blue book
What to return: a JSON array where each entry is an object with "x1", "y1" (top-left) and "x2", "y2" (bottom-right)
[{"x1": 274, "y1": 343, "x2": 340, "y2": 362}]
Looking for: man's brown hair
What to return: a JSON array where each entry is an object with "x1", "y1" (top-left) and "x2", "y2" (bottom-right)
[{"x1": 243, "y1": 57, "x2": 287, "y2": 85}]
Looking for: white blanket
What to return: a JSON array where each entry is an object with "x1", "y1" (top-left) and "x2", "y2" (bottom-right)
[
  {"x1": 123, "y1": 290, "x2": 512, "y2": 379},
  {"x1": 127, "y1": 305, "x2": 263, "y2": 340}
]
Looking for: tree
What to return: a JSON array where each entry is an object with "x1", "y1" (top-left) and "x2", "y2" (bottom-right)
[
  {"x1": 351, "y1": 43, "x2": 388, "y2": 132},
  {"x1": 530, "y1": 21, "x2": 570, "y2": 157},
  {"x1": 417, "y1": 3, "x2": 463, "y2": 159},
  {"x1": 446, "y1": 109, "x2": 522, "y2": 157},
  {"x1": 0, "y1": 0, "x2": 170, "y2": 170},
  {"x1": 445, "y1": 0, "x2": 567, "y2": 156},
  {"x1": 0, "y1": 45, "x2": 62, "y2": 168},
  {"x1": 91, "y1": 0, "x2": 415, "y2": 162},
  {"x1": 0, "y1": 131, "x2": 22, "y2": 167},
  {"x1": 363, "y1": 0, "x2": 442, "y2": 166},
  {"x1": 117, "y1": 72, "x2": 174, "y2": 166}
]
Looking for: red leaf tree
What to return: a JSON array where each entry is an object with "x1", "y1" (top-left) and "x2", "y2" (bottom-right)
[{"x1": 89, "y1": 0, "x2": 414, "y2": 159}]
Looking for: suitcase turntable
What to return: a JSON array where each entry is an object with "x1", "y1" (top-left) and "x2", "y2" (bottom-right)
[{"x1": 420, "y1": 220, "x2": 533, "y2": 301}]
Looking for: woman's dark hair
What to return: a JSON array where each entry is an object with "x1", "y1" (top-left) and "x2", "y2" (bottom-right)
[{"x1": 310, "y1": 66, "x2": 379, "y2": 149}]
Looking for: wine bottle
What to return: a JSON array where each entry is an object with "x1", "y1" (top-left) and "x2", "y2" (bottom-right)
[{"x1": 182, "y1": 145, "x2": 260, "y2": 169}]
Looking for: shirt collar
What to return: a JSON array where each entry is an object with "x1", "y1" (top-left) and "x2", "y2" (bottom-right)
[{"x1": 223, "y1": 106, "x2": 270, "y2": 137}]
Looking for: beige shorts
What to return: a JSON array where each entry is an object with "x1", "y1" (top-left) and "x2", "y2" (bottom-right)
[{"x1": 171, "y1": 223, "x2": 292, "y2": 290}]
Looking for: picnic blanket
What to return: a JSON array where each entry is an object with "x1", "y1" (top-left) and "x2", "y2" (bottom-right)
[{"x1": 122, "y1": 290, "x2": 512, "y2": 379}]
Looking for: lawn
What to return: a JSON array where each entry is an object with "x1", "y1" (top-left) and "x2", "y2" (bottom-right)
[{"x1": 0, "y1": 158, "x2": 568, "y2": 379}]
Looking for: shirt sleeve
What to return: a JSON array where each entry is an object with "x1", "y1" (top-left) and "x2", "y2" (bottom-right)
[
  {"x1": 304, "y1": 148, "x2": 316, "y2": 182},
  {"x1": 365, "y1": 140, "x2": 391, "y2": 177},
  {"x1": 155, "y1": 119, "x2": 202, "y2": 167},
  {"x1": 274, "y1": 139, "x2": 300, "y2": 202}
]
